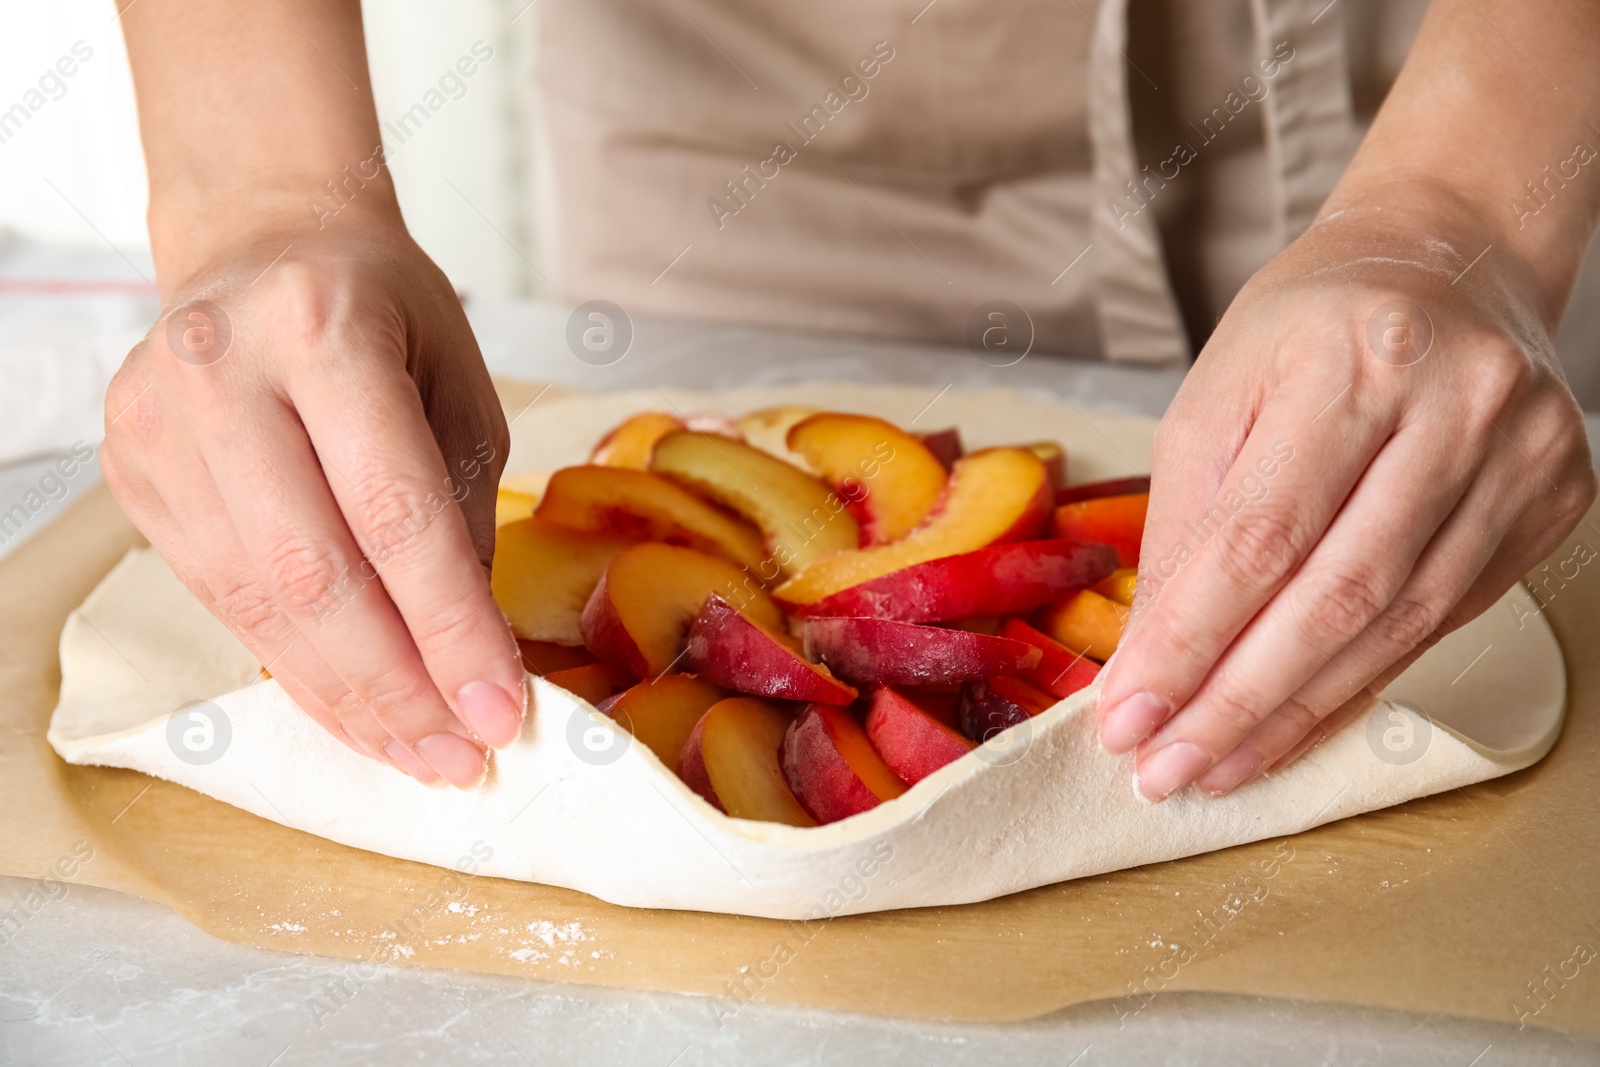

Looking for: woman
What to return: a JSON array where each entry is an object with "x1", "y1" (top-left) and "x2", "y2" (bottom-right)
[{"x1": 103, "y1": 0, "x2": 1597, "y2": 799}]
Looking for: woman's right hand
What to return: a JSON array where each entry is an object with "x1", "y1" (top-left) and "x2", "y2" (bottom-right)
[{"x1": 102, "y1": 212, "x2": 526, "y2": 787}]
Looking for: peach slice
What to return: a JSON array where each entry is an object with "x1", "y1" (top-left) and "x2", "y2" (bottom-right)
[
  {"x1": 1093, "y1": 566, "x2": 1138, "y2": 607},
  {"x1": 603, "y1": 674, "x2": 726, "y2": 771},
  {"x1": 686, "y1": 595, "x2": 858, "y2": 705},
  {"x1": 518, "y1": 639, "x2": 596, "y2": 674},
  {"x1": 590, "y1": 411, "x2": 686, "y2": 469},
  {"x1": 1037, "y1": 589, "x2": 1129, "y2": 661},
  {"x1": 680, "y1": 698, "x2": 815, "y2": 825},
  {"x1": 772, "y1": 447, "x2": 1053, "y2": 606},
  {"x1": 649, "y1": 430, "x2": 859, "y2": 574},
  {"x1": 786, "y1": 413, "x2": 949, "y2": 545},
  {"x1": 737, "y1": 405, "x2": 820, "y2": 469},
  {"x1": 544, "y1": 661, "x2": 636, "y2": 706},
  {"x1": 495, "y1": 488, "x2": 539, "y2": 527},
  {"x1": 918, "y1": 428, "x2": 965, "y2": 471},
  {"x1": 581, "y1": 543, "x2": 785, "y2": 677},
  {"x1": 1055, "y1": 475, "x2": 1151, "y2": 506},
  {"x1": 491, "y1": 517, "x2": 637, "y2": 645},
  {"x1": 957, "y1": 675, "x2": 1058, "y2": 742},
  {"x1": 802, "y1": 617, "x2": 1041, "y2": 687},
  {"x1": 1052, "y1": 493, "x2": 1149, "y2": 568},
  {"x1": 536, "y1": 465, "x2": 766, "y2": 570},
  {"x1": 864, "y1": 688, "x2": 975, "y2": 784},
  {"x1": 996, "y1": 619, "x2": 1101, "y2": 700},
  {"x1": 683, "y1": 411, "x2": 744, "y2": 439},
  {"x1": 782, "y1": 704, "x2": 908, "y2": 823},
  {"x1": 785, "y1": 539, "x2": 1118, "y2": 623},
  {"x1": 1023, "y1": 441, "x2": 1067, "y2": 491}
]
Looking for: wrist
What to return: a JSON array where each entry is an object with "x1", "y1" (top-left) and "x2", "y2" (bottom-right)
[
  {"x1": 1320, "y1": 163, "x2": 1596, "y2": 331},
  {"x1": 1311, "y1": 176, "x2": 1569, "y2": 330},
  {"x1": 147, "y1": 158, "x2": 403, "y2": 292}
]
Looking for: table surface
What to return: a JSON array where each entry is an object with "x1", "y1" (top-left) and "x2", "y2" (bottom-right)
[{"x1": 3, "y1": 299, "x2": 1597, "y2": 1065}]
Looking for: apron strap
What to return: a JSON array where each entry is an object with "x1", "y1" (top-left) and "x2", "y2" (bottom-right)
[
  {"x1": 1250, "y1": 0, "x2": 1359, "y2": 239},
  {"x1": 1087, "y1": 0, "x2": 1191, "y2": 367}
]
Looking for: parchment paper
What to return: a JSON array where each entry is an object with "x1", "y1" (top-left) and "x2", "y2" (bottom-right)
[{"x1": 2, "y1": 380, "x2": 1596, "y2": 1031}]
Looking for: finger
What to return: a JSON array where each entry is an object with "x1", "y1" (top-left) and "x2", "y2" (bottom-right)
[
  {"x1": 103, "y1": 350, "x2": 416, "y2": 770},
  {"x1": 1193, "y1": 460, "x2": 1540, "y2": 796},
  {"x1": 1130, "y1": 374, "x2": 1257, "y2": 623},
  {"x1": 291, "y1": 352, "x2": 525, "y2": 749},
  {"x1": 1130, "y1": 425, "x2": 1471, "y2": 799},
  {"x1": 135, "y1": 447, "x2": 426, "y2": 773},
  {"x1": 1195, "y1": 377, "x2": 1597, "y2": 795},
  {"x1": 201, "y1": 403, "x2": 490, "y2": 787},
  {"x1": 1099, "y1": 375, "x2": 1391, "y2": 754}
]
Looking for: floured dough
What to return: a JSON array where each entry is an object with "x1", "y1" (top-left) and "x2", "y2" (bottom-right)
[{"x1": 47, "y1": 385, "x2": 1567, "y2": 919}]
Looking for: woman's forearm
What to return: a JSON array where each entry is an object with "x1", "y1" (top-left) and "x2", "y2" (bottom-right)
[
  {"x1": 118, "y1": 0, "x2": 399, "y2": 289},
  {"x1": 1326, "y1": 0, "x2": 1600, "y2": 323}
]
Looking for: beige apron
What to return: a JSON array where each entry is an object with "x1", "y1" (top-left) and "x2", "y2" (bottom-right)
[{"x1": 531, "y1": 0, "x2": 1399, "y2": 367}]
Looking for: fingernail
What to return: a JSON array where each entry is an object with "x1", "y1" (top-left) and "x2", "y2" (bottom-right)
[
  {"x1": 382, "y1": 739, "x2": 442, "y2": 784},
  {"x1": 458, "y1": 680, "x2": 525, "y2": 747},
  {"x1": 1136, "y1": 741, "x2": 1211, "y2": 801},
  {"x1": 1197, "y1": 744, "x2": 1266, "y2": 798},
  {"x1": 416, "y1": 732, "x2": 489, "y2": 788},
  {"x1": 1100, "y1": 691, "x2": 1169, "y2": 755}
]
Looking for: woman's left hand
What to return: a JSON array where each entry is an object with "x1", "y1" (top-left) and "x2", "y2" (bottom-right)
[{"x1": 1096, "y1": 181, "x2": 1596, "y2": 801}]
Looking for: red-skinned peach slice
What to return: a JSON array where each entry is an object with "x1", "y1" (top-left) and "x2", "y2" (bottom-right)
[
  {"x1": 680, "y1": 698, "x2": 815, "y2": 825},
  {"x1": 864, "y1": 688, "x2": 976, "y2": 784},
  {"x1": 802, "y1": 617, "x2": 1041, "y2": 687},
  {"x1": 590, "y1": 411, "x2": 685, "y2": 469},
  {"x1": 603, "y1": 674, "x2": 726, "y2": 771},
  {"x1": 1036, "y1": 588, "x2": 1129, "y2": 661},
  {"x1": 517, "y1": 639, "x2": 595, "y2": 675},
  {"x1": 1054, "y1": 475, "x2": 1151, "y2": 506},
  {"x1": 1023, "y1": 441, "x2": 1067, "y2": 490},
  {"x1": 783, "y1": 539, "x2": 1118, "y2": 622},
  {"x1": 581, "y1": 543, "x2": 786, "y2": 677},
  {"x1": 772, "y1": 448, "x2": 1053, "y2": 606},
  {"x1": 1052, "y1": 492, "x2": 1148, "y2": 568},
  {"x1": 686, "y1": 595, "x2": 858, "y2": 705},
  {"x1": 918, "y1": 428, "x2": 964, "y2": 470},
  {"x1": 782, "y1": 704, "x2": 908, "y2": 823},
  {"x1": 737, "y1": 405, "x2": 820, "y2": 469},
  {"x1": 650, "y1": 431, "x2": 859, "y2": 575},
  {"x1": 536, "y1": 465, "x2": 767, "y2": 570},
  {"x1": 1093, "y1": 566, "x2": 1137, "y2": 606},
  {"x1": 543, "y1": 661, "x2": 636, "y2": 706},
  {"x1": 996, "y1": 618, "x2": 1102, "y2": 700},
  {"x1": 492, "y1": 517, "x2": 638, "y2": 645},
  {"x1": 785, "y1": 413, "x2": 949, "y2": 545},
  {"x1": 956, "y1": 675, "x2": 1058, "y2": 743}
]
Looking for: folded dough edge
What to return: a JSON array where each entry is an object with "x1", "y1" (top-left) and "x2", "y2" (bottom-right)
[{"x1": 48, "y1": 546, "x2": 1565, "y2": 919}]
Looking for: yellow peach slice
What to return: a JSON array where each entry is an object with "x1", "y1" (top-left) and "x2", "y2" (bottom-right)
[
  {"x1": 786, "y1": 412, "x2": 949, "y2": 545},
  {"x1": 590, "y1": 412, "x2": 686, "y2": 469},
  {"x1": 679, "y1": 698, "x2": 815, "y2": 825},
  {"x1": 491, "y1": 517, "x2": 636, "y2": 645},
  {"x1": 772, "y1": 447, "x2": 1051, "y2": 606},
  {"x1": 650, "y1": 431, "x2": 859, "y2": 576},
  {"x1": 535, "y1": 466, "x2": 767, "y2": 570}
]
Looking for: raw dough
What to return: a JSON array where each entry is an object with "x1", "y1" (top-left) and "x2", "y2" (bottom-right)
[{"x1": 46, "y1": 385, "x2": 1566, "y2": 919}]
